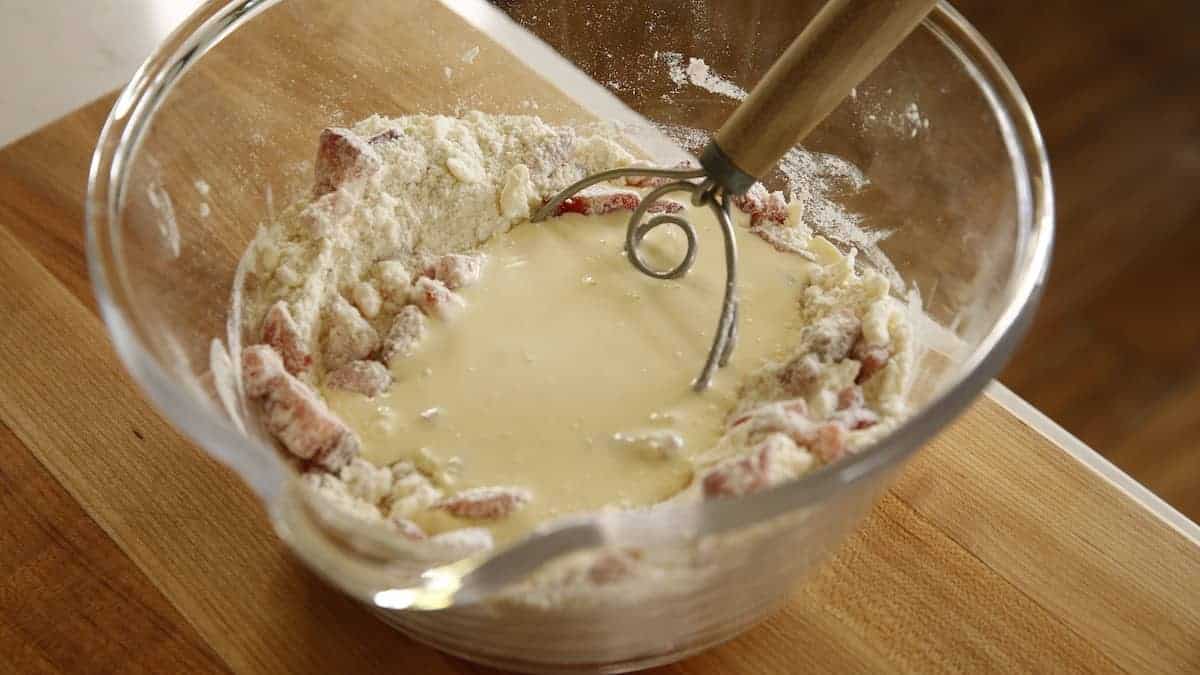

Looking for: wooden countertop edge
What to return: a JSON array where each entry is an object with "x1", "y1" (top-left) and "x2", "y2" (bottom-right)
[{"x1": 987, "y1": 381, "x2": 1200, "y2": 544}]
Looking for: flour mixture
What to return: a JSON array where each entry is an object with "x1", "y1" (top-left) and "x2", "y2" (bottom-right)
[{"x1": 235, "y1": 111, "x2": 911, "y2": 558}]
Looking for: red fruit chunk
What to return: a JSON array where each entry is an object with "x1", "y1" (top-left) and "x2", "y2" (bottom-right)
[
  {"x1": 381, "y1": 305, "x2": 427, "y2": 365},
  {"x1": 313, "y1": 128, "x2": 383, "y2": 197},
  {"x1": 851, "y1": 336, "x2": 891, "y2": 383},
  {"x1": 410, "y1": 277, "x2": 466, "y2": 319},
  {"x1": 436, "y1": 486, "x2": 531, "y2": 520},
  {"x1": 731, "y1": 182, "x2": 790, "y2": 227},
  {"x1": 326, "y1": 360, "x2": 392, "y2": 397},
  {"x1": 548, "y1": 188, "x2": 687, "y2": 218},
  {"x1": 752, "y1": 190, "x2": 789, "y2": 227},
  {"x1": 812, "y1": 422, "x2": 849, "y2": 463},
  {"x1": 837, "y1": 385, "x2": 864, "y2": 411},
  {"x1": 702, "y1": 446, "x2": 771, "y2": 499},
  {"x1": 805, "y1": 312, "x2": 863, "y2": 362},
  {"x1": 587, "y1": 550, "x2": 640, "y2": 585},
  {"x1": 323, "y1": 296, "x2": 380, "y2": 371},
  {"x1": 552, "y1": 190, "x2": 640, "y2": 216},
  {"x1": 242, "y1": 342, "x2": 287, "y2": 398},
  {"x1": 241, "y1": 345, "x2": 360, "y2": 471},
  {"x1": 423, "y1": 253, "x2": 484, "y2": 290},
  {"x1": 260, "y1": 301, "x2": 312, "y2": 375},
  {"x1": 730, "y1": 183, "x2": 768, "y2": 215},
  {"x1": 702, "y1": 432, "x2": 805, "y2": 499},
  {"x1": 834, "y1": 385, "x2": 878, "y2": 428},
  {"x1": 777, "y1": 353, "x2": 820, "y2": 395}
]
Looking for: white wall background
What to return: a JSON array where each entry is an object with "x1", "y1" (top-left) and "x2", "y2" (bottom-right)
[{"x1": 0, "y1": 0, "x2": 203, "y2": 146}]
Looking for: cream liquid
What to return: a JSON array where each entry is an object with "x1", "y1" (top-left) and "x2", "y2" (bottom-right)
[{"x1": 326, "y1": 206, "x2": 834, "y2": 544}]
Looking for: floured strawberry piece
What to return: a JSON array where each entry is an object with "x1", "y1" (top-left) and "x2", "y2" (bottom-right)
[
  {"x1": 752, "y1": 190, "x2": 790, "y2": 227},
  {"x1": 837, "y1": 385, "x2": 865, "y2": 411},
  {"x1": 728, "y1": 399, "x2": 810, "y2": 437},
  {"x1": 777, "y1": 353, "x2": 821, "y2": 395},
  {"x1": 241, "y1": 345, "x2": 360, "y2": 471},
  {"x1": 313, "y1": 128, "x2": 383, "y2": 197},
  {"x1": 349, "y1": 281, "x2": 382, "y2": 319},
  {"x1": 389, "y1": 517, "x2": 427, "y2": 541},
  {"x1": 410, "y1": 277, "x2": 466, "y2": 319},
  {"x1": 436, "y1": 486, "x2": 531, "y2": 520},
  {"x1": 374, "y1": 260, "x2": 412, "y2": 311},
  {"x1": 423, "y1": 253, "x2": 484, "y2": 290},
  {"x1": 851, "y1": 336, "x2": 891, "y2": 383},
  {"x1": 586, "y1": 550, "x2": 641, "y2": 585},
  {"x1": 326, "y1": 360, "x2": 392, "y2": 397},
  {"x1": 804, "y1": 312, "x2": 863, "y2": 363},
  {"x1": 323, "y1": 296, "x2": 380, "y2": 371},
  {"x1": 731, "y1": 182, "x2": 790, "y2": 227},
  {"x1": 702, "y1": 433, "x2": 808, "y2": 499},
  {"x1": 812, "y1": 421, "x2": 849, "y2": 463},
  {"x1": 647, "y1": 199, "x2": 686, "y2": 214},
  {"x1": 835, "y1": 405, "x2": 879, "y2": 431},
  {"x1": 702, "y1": 448, "x2": 769, "y2": 498},
  {"x1": 242, "y1": 343, "x2": 287, "y2": 397},
  {"x1": 551, "y1": 189, "x2": 686, "y2": 217},
  {"x1": 260, "y1": 301, "x2": 312, "y2": 375},
  {"x1": 730, "y1": 182, "x2": 768, "y2": 215},
  {"x1": 381, "y1": 305, "x2": 426, "y2": 365},
  {"x1": 553, "y1": 189, "x2": 640, "y2": 216}
]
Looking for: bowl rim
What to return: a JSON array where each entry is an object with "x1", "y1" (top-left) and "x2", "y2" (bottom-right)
[{"x1": 84, "y1": 0, "x2": 1054, "y2": 599}]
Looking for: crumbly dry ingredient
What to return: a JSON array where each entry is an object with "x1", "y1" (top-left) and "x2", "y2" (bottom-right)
[
  {"x1": 657, "y1": 51, "x2": 748, "y2": 101},
  {"x1": 235, "y1": 112, "x2": 911, "y2": 576}
]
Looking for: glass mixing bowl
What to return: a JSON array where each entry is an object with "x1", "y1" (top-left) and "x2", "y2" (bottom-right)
[{"x1": 86, "y1": 0, "x2": 1052, "y2": 671}]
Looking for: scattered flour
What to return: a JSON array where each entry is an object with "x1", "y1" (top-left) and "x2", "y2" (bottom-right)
[{"x1": 656, "y1": 51, "x2": 747, "y2": 100}]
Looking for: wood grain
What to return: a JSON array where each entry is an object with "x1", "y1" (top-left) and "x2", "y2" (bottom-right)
[
  {"x1": 0, "y1": 225, "x2": 472, "y2": 674},
  {"x1": 0, "y1": 1, "x2": 1196, "y2": 672},
  {"x1": 959, "y1": 0, "x2": 1200, "y2": 521},
  {"x1": 0, "y1": 421, "x2": 228, "y2": 675}
]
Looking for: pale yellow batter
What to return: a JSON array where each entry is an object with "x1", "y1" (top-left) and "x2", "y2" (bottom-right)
[{"x1": 325, "y1": 206, "x2": 831, "y2": 544}]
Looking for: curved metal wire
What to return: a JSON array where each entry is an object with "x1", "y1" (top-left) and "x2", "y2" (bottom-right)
[{"x1": 533, "y1": 166, "x2": 739, "y2": 391}]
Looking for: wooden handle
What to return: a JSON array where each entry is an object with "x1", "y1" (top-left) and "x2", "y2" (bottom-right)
[{"x1": 713, "y1": 0, "x2": 937, "y2": 183}]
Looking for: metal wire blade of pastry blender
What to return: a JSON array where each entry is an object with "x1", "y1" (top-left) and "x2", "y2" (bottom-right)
[
  {"x1": 532, "y1": 0, "x2": 937, "y2": 393},
  {"x1": 375, "y1": 0, "x2": 939, "y2": 612},
  {"x1": 533, "y1": 168, "x2": 736, "y2": 391}
]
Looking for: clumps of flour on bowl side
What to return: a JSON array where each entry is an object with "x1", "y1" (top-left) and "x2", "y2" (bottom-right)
[
  {"x1": 232, "y1": 112, "x2": 645, "y2": 547},
  {"x1": 239, "y1": 111, "x2": 640, "y2": 378},
  {"x1": 681, "y1": 184, "x2": 912, "y2": 502}
]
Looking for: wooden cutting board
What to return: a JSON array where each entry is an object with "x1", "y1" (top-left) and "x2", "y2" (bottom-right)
[{"x1": 0, "y1": 94, "x2": 1197, "y2": 675}]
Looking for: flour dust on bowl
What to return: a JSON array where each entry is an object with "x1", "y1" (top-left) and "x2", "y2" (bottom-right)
[{"x1": 85, "y1": 0, "x2": 1051, "y2": 671}]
